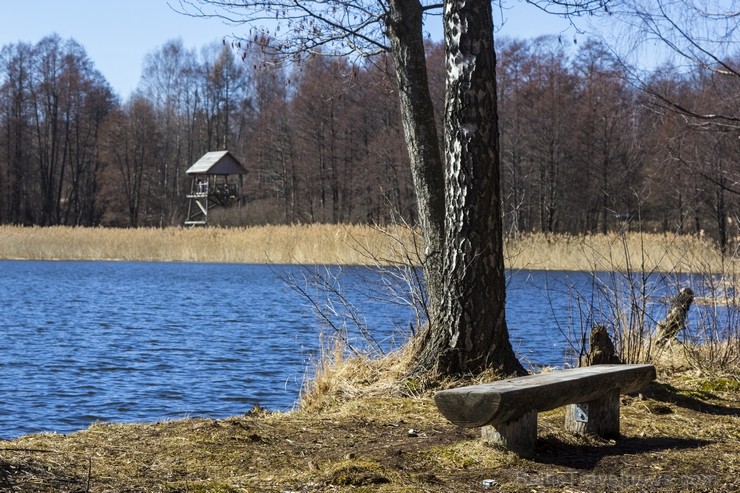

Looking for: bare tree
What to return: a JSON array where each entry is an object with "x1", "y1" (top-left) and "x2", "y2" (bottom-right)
[
  {"x1": 0, "y1": 42, "x2": 34, "y2": 224},
  {"x1": 571, "y1": 39, "x2": 640, "y2": 234},
  {"x1": 99, "y1": 97, "x2": 159, "y2": 227},
  {"x1": 173, "y1": 0, "x2": 607, "y2": 378},
  {"x1": 412, "y1": 0, "x2": 527, "y2": 375},
  {"x1": 173, "y1": 0, "x2": 449, "y2": 372},
  {"x1": 140, "y1": 40, "x2": 193, "y2": 224},
  {"x1": 607, "y1": 0, "x2": 739, "y2": 247},
  {"x1": 20, "y1": 36, "x2": 114, "y2": 226},
  {"x1": 498, "y1": 38, "x2": 535, "y2": 235}
]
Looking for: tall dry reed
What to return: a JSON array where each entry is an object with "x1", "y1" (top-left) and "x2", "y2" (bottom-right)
[
  {"x1": 504, "y1": 232, "x2": 736, "y2": 274},
  {"x1": 1, "y1": 225, "x2": 735, "y2": 274},
  {"x1": 0, "y1": 225, "x2": 418, "y2": 265}
]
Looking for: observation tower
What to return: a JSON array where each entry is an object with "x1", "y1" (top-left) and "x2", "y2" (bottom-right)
[{"x1": 184, "y1": 150, "x2": 247, "y2": 226}]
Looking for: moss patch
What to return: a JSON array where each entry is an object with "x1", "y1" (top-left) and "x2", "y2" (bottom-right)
[
  {"x1": 700, "y1": 377, "x2": 740, "y2": 393},
  {"x1": 164, "y1": 482, "x2": 241, "y2": 493}
]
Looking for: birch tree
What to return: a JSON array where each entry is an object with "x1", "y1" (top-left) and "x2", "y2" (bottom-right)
[{"x1": 175, "y1": 0, "x2": 605, "y2": 378}]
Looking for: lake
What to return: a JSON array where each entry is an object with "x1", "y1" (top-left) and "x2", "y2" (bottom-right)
[{"x1": 0, "y1": 261, "x2": 727, "y2": 438}]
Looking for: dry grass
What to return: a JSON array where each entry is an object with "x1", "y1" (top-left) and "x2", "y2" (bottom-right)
[
  {"x1": 650, "y1": 339, "x2": 740, "y2": 374},
  {"x1": 1, "y1": 226, "x2": 737, "y2": 274},
  {"x1": 505, "y1": 232, "x2": 737, "y2": 274},
  {"x1": 300, "y1": 338, "x2": 418, "y2": 413},
  {"x1": 0, "y1": 225, "x2": 419, "y2": 265},
  {"x1": 1, "y1": 365, "x2": 737, "y2": 492}
]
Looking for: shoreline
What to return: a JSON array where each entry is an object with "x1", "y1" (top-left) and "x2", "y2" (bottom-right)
[
  {"x1": 0, "y1": 224, "x2": 735, "y2": 274},
  {"x1": 0, "y1": 368, "x2": 736, "y2": 492}
]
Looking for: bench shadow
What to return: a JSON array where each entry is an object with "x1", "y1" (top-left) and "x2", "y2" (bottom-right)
[
  {"x1": 643, "y1": 382, "x2": 740, "y2": 417},
  {"x1": 533, "y1": 435, "x2": 712, "y2": 469},
  {"x1": 528, "y1": 380, "x2": 736, "y2": 469}
]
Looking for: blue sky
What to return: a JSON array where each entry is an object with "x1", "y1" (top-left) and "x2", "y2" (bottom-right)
[{"x1": 1, "y1": 1, "x2": 595, "y2": 100}]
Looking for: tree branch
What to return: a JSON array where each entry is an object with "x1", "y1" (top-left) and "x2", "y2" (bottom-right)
[
  {"x1": 644, "y1": 85, "x2": 740, "y2": 128},
  {"x1": 171, "y1": 0, "x2": 395, "y2": 57}
]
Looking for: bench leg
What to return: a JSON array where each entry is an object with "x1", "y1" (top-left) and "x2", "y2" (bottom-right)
[
  {"x1": 481, "y1": 410, "x2": 537, "y2": 455},
  {"x1": 564, "y1": 388, "x2": 620, "y2": 439}
]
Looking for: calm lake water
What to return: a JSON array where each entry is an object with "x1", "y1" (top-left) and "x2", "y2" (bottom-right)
[{"x1": 0, "y1": 260, "x2": 728, "y2": 438}]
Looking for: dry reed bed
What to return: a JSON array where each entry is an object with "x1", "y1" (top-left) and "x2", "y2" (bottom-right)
[
  {"x1": 505, "y1": 232, "x2": 735, "y2": 274},
  {"x1": 0, "y1": 225, "x2": 736, "y2": 273},
  {"x1": 0, "y1": 225, "x2": 417, "y2": 265}
]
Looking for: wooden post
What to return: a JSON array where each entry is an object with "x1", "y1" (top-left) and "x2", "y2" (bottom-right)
[
  {"x1": 482, "y1": 410, "x2": 537, "y2": 456},
  {"x1": 564, "y1": 388, "x2": 620, "y2": 438},
  {"x1": 654, "y1": 288, "x2": 694, "y2": 347}
]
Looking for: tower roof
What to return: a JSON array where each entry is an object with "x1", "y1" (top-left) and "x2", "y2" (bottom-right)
[{"x1": 186, "y1": 151, "x2": 246, "y2": 175}]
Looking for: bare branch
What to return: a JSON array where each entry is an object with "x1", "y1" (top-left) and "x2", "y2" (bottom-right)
[
  {"x1": 643, "y1": 84, "x2": 740, "y2": 128},
  {"x1": 525, "y1": 0, "x2": 613, "y2": 16},
  {"x1": 613, "y1": 0, "x2": 740, "y2": 78},
  {"x1": 670, "y1": 150, "x2": 740, "y2": 197},
  {"x1": 170, "y1": 0, "x2": 408, "y2": 58}
]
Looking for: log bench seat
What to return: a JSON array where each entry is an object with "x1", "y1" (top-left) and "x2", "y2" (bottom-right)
[{"x1": 434, "y1": 364, "x2": 657, "y2": 455}]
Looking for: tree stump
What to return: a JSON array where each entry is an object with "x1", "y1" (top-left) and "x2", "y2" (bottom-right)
[
  {"x1": 581, "y1": 326, "x2": 622, "y2": 366},
  {"x1": 654, "y1": 287, "x2": 694, "y2": 347},
  {"x1": 569, "y1": 327, "x2": 622, "y2": 437}
]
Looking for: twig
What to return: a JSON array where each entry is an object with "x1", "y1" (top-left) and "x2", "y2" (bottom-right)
[{"x1": 86, "y1": 457, "x2": 92, "y2": 493}]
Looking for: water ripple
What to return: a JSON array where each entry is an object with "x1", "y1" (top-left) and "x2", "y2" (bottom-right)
[
  {"x1": 0, "y1": 261, "x2": 415, "y2": 438},
  {"x1": 1, "y1": 261, "x2": 727, "y2": 439}
]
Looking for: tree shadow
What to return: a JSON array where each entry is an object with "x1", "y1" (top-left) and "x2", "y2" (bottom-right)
[
  {"x1": 643, "y1": 382, "x2": 740, "y2": 417},
  {"x1": 0, "y1": 457, "x2": 85, "y2": 492},
  {"x1": 0, "y1": 461, "x2": 10, "y2": 491},
  {"x1": 533, "y1": 435, "x2": 712, "y2": 469}
]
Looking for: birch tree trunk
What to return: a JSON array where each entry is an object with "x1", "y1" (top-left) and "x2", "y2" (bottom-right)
[{"x1": 412, "y1": 0, "x2": 525, "y2": 377}]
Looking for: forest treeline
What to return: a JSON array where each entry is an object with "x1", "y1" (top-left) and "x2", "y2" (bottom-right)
[{"x1": 0, "y1": 34, "x2": 737, "y2": 250}]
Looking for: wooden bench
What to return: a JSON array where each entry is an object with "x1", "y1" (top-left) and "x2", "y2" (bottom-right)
[{"x1": 434, "y1": 364, "x2": 656, "y2": 455}]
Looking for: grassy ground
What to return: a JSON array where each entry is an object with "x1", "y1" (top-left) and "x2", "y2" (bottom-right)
[{"x1": 0, "y1": 367, "x2": 737, "y2": 492}]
